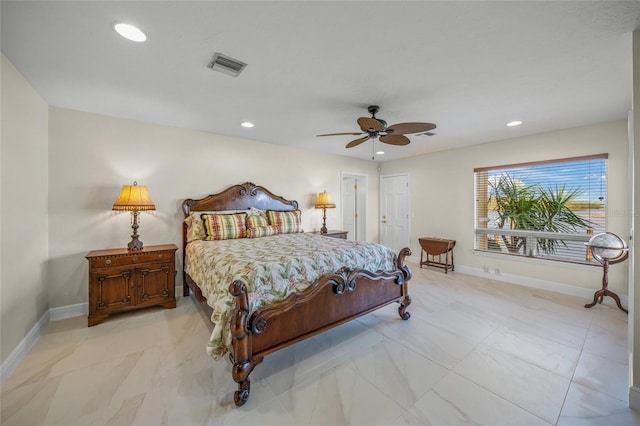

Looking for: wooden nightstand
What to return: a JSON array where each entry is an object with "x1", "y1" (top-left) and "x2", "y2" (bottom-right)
[
  {"x1": 312, "y1": 230, "x2": 348, "y2": 239},
  {"x1": 86, "y1": 244, "x2": 178, "y2": 326}
]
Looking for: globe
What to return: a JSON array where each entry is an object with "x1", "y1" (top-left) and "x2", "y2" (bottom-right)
[
  {"x1": 584, "y1": 231, "x2": 629, "y2": 313},
  {"x1": 587, "y1": 232, "x2": 628, "y2": 264}
]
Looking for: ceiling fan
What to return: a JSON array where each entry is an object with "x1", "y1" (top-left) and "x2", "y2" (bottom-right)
[{"x1": 317, "y1": 105, "x2": 436, "y2": 149}]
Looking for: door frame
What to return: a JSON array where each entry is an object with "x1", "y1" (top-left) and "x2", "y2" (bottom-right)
[
  {"x1": 379, "y1": 172, "x2": 411, "y2": 251},
  {"x1": 341, "y1": 171, "x2": 368, "y2": 241}
]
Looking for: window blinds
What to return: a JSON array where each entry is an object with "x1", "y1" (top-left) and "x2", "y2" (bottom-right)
[{"x1": 474, "y1": 154, "x2": 608, "y2": 264}]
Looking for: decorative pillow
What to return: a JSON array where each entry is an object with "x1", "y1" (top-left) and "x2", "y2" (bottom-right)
[
  {"x1": 246, "y1": 225, "x2": 279, "y2": 238},
  {"x1": 201, "y1": 213, "x2": 248, "y2": 240},
  {"x1": 185, "y1": 213, "x2": 207, "y2": 242},
  {"x1": 185, "y1": 210, "x2": 247, "y2": 242},
  {"x1": 267, "y1": 210, "x2": 302, "y2": 234},
  {"x1": 246, "y1": 214, "x2": 269, "y2": 229},
  {"x1": 247, "y1": 207, "x2": 267, "y2": 217}
]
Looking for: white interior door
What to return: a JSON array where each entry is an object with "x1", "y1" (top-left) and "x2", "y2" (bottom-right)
[
  {"x1": 343, "y1": 177, "x2": 357, "y2": 240},
  {"x1": 380, "y1": 173, "x2": 410, "y2": 252},
  {"x1": 342, "y1": 173, "x2": 367, "y2": 241}
]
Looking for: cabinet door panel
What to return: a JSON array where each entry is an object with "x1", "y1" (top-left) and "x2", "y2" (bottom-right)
[
  {"x1": 90, "y1": 268, "x2": 133, "y2": 313},
  {"x1": 136, "y1": 262, "x2": 173, "y2": 306}
]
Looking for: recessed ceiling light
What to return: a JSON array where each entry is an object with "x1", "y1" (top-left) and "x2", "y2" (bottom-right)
[
  {"x1": 376, "y1": 151, "x2": 385, "y2": 155},
  {"x1": 506, "y1": 120, "x2": 523, "y2": 127},
  {"x1": 113, "y1": 22, "x2": 147, "y2": 42},
  {"x1": 241, "y1": 122, "x2": 254, "y2": 128}
]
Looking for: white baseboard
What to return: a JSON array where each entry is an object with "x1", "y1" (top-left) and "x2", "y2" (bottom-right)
[
  {"x1": 49, "y1": 302, "x2": 88, "y2": 321},
  {"x1": 455, "y1": 264, "x2": 628, "y2": 306},
  {"x1": 0, "y1": 285, "x2": 185, "y2": 386},
  {"x1": 0, "y1": 309, "x2": 49, "y2": 386},
  {"x1": 630, "y1": 386, "x2": 640, "y2": 411}
]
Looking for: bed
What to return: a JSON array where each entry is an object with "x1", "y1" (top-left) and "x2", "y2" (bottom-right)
[{"x1": 182, "y1": 182, "x2": 412, "y2": 406}]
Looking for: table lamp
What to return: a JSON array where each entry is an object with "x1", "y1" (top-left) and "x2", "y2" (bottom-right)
[
  {"x1": 112, "y1": 181, "x2": 155, "y2": 250},
  {"x1": 314, "y1": 190, "x2": 336, "y2": 234}
]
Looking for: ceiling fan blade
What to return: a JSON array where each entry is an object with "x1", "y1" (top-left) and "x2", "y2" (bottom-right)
[
  {"x1": 379, "y1": 134, "x2": 410, "y2": 146},
  {"x1": 386, "y1": 122, "x2": 436, "y2": 135},
  {"x1": 317, "y1": 132, "x2": 365, "y2": 137},
  {"x1": 346, "y1": 136, "x2": 371, "y2": 148},
  {"x1": 357, "y1": 117, "x2": 384, "y2": 132}
]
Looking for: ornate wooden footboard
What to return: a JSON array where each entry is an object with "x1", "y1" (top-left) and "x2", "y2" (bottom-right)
[
  {"x1": 228, "y1": 248, "x2": 411, "y2": 405},
  {"x1": 182, "y1": 182, "x2": 412, "y2": 406}
]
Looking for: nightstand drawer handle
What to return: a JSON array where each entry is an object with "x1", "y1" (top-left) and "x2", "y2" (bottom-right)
[
  {"x1": 105, "y1": 259, "x2": 112, "y2": 266},
  {"x1": 158, "y1": 254, "x2": 163, "y2": 259}
]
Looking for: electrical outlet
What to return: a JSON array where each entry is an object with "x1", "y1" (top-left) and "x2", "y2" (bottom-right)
[
  {"x1": 494, "y1": 268, "x2": 501, "y2": 276},
  {"x1": 483, "y1": 265, "x2": 489, "y2": 273}
]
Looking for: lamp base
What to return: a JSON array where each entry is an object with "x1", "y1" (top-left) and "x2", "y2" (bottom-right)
[
  {"x1": 127, "y1": 235, "x2": 144, "y2": 251},
  {"x1": 320, "y1": 207, "x2": 328, "y2": 234},
  {"x1": 127, "y1": 211, "x2": 144, "y2": 251}
]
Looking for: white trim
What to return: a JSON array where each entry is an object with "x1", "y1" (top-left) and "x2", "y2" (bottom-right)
[
  {"x1": 630, "y1": 386, "x2": 640, "y2": 411},
  {"x1": 49, "y1": 302, "x2": 88, "y2": 321},
  {"x1": 0, "y1": 285, "x2": 185, "y2": 386},
  {"x1": 0, "y1": 309, "x2": 49, "y2": 386},
  {"x1": 473, "y1": 248, "x2": 598, "y2": 272},
  {"x1": 455, "y1": 264, "x2": 628, "y2": 305},
  {"x1": 627, "y1": 109, "x2": 635, "y2": 403}
]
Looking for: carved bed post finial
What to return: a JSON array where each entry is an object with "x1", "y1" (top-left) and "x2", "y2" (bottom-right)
[
  {"x1": 228, "y1": 280, "x2": 262, "y2": 406},
  {"x1": 396, "y1": 247, "x2": 412, "y2": 281},
  {"x1": 396, "y1": 247, "x2": 412, "y2": 320}
]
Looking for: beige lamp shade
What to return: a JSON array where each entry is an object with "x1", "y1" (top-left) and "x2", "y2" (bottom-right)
[
  {"x1": 112, "y1": 182, "x2": 156, "y2": 211},
  {"x1": 314, "y1": 191, "x2": 336, "y2": 209},
  {"x1": 112, "y1": 181, "x2": 154, "y2": 250}
]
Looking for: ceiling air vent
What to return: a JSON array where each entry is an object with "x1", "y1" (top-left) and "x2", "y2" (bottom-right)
[{"x1": 207, "y1": 52, "x2": 247, "y2": 77}]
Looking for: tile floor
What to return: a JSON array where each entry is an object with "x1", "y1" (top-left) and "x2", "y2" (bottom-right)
[{"x1": 1, "y1": 264, "x2": 638, "y2": 425}]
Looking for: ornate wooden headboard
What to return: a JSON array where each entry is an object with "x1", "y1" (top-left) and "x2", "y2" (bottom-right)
[
  {"x1": 181, "y1": 183, "x2": 299, "y2": 290},
  {"x1": 182, "y1": 182, "x2": 298, "y2": 216}
]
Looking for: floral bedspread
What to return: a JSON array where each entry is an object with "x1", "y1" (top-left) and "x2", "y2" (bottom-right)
[{"x1": 185, "y1": 233, "x2": 397, "y2": 358}]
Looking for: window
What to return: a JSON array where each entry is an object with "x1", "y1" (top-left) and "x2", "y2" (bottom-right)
[{"x1": 474, "y1": 154, "x2": 607, "y2": 265}]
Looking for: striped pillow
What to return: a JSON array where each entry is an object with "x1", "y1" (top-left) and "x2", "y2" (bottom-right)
[
  {"x1": 185, "y1": 210, "x2": 248, "y2": 242},
  {"x1": 246, "y1": 214, "x2": 269, "y2": 229},
  {"x1": 246, "y1": 225, "x2": 279, "y2": 238},
  {"x1": 201, "y1": 213, "x2": 247, "y2": 240},
  {"x1": 267, "y1": 210, "x2": 302, "y2": 234}
]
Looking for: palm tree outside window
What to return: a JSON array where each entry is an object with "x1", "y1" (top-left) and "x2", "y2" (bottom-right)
[{"x1": 474, "y1": 154, "x2": 607, "y2": 265}]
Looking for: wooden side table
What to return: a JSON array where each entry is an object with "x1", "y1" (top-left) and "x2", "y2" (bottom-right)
[
  {"x1": 418, "y1": 237, "x2": 456, "y2": 273},
  {"x1": 86, "y1": 244, "x2": 178, "y2": 326},
  {"x1": 312, "y1": 230, "x2": 348, "y2": 239}
]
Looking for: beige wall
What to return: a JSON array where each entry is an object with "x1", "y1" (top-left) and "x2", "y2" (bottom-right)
[
  {"x1": 47, "y1": 107, "x2": 381, "y2": 308},
  {"x1": 382, "y1": 120, "x2": 630, "y2": 296},
  {"x1": 0, "y1": 54, "x2": 49, "y2": 363}
]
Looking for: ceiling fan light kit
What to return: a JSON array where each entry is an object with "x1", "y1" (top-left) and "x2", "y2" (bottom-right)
[{"x1": 317, "y1": 105, "x2": 436, "y2": 150}]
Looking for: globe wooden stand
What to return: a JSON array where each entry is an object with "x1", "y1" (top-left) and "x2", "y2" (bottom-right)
[
  {"x1": 584, "y1": 257, "x2": 628, "y2": 314},
  {"x1": 584, "y1": 235, "x2": 628, "y2": 314}
]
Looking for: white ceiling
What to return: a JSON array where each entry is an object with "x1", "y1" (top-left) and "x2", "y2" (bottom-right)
[{"x1": 2, "y1": 1, "x2": 639, "y2": 162}]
